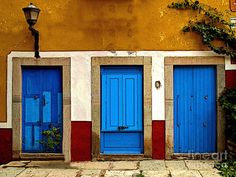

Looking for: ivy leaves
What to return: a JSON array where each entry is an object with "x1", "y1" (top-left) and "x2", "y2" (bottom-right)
[
  {"x1": 169, "y1": 0, "x2": 236, "y2": 58},
  {"x1": 219, "y1": 88, "x2": 236, "y2": 142}
]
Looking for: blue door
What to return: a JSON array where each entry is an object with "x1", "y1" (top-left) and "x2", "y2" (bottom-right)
[
  {"x1": 101, "y1": 66, "x2": 143, "y2": 154},
  {"x1": 174, "y1": 66, "x2": 216, "y2": 153},
  {"x1": 22, "y1": 67, "x2": 62, "y2": 153}
]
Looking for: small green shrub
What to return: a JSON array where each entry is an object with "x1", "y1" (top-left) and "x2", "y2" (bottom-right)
[
  {"x1": 40, "y1": 127, "x2": 62, "y2": 152},
  {"x1": 133, "y1": 170, "x2": 145, "y2": 177},
  {"x1": 215, "y1": 161, "x2": 236, "y2": 177}
]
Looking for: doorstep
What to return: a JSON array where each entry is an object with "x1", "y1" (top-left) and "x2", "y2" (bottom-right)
[
  {"x1": 172, "y1": 153, "x2": 222, "y2": 160},
  {"x1": 96, "y1": 154, "x2": 148, "y2": 161},
  {"x1": 19, "y1": 153, "x2": 64, "y2": 160}
]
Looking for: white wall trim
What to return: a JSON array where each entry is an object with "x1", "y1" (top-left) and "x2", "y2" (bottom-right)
[
  {"x1": 225, "y1": 56, "x2": 236, "y2": 70},
  {"x1": 1, "y1": 51, "x2": 227, "y2": 128}
]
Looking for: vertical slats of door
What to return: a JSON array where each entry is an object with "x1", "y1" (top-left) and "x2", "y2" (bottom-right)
[
  {"x1": 174, "y1": 66, "x2": 193, "y2": 153},
  {"x1": 193, "y1": 66, "x2": 216, "y2": 153},
  {"x1": 174, "y1": 66, "x2": 216, "y2": 153}
]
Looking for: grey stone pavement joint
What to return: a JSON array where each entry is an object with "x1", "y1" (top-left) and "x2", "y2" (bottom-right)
[{"x1": 0, "y1": 160, "x2": 221, "y2": 177}]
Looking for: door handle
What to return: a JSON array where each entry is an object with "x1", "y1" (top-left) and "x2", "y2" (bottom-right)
[
  {"x1": 43, "y1": 95, "x2": 46, "y2": 106},
  {"x1": 118, "y1": 126, "x2": 128, "y2": 130}
]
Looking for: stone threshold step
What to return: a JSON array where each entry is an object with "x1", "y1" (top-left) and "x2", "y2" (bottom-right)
[{"x1": 19, "y1": 153, "x2": 64, "y2": 160}]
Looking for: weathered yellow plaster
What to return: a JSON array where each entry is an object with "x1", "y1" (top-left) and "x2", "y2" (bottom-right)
[{"x1": 0, "y1": 0, "x2": 234, "y2": 121}]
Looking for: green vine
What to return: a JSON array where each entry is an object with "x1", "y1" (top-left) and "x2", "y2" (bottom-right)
[{"x1": 168, "y1": 0, "x2": 236, "y2": 58}]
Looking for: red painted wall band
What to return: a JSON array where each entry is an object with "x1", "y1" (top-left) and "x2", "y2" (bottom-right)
[
  {"x1": 152, "y1": 120, "x2": 165, "y2": 159},
  {"x1": 226, "y1": 70, "x2": 236, "y2": 88},
  {"x1": 0, "y1": 129, "x2": 12, "y2": 164},
  {"x1": 71, "y1": 121, "x2": 92, "y2": 161}
]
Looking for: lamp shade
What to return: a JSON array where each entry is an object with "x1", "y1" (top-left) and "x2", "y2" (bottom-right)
[{"x1": 22, "y1": 3, "x2": 40, "y2": 26}]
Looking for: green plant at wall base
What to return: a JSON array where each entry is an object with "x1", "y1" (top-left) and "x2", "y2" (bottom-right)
[
  {"x1": 219, "y1": 88, "x2": 236, "y2": 142},
  {"x1": 133, "y1": 170, "x2": 145, "y2": 177},
  {"x1": 168, "y1": 0, "x2": 236, "y2": 58},
  {"x1": 215, "y1": 161, "x2": 236, "y2": 177},
  {"x1": 40, "y1": 127, "x2": 61, "y2": 152}
]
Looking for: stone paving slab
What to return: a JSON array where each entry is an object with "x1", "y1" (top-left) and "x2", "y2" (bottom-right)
[
  {"x1": 0, "y1": 167, "x2": 25, "y2": 177},
  {"x1": 80, "y1": 169, "x2": 101, "y2": 177},
  {"x1": 165, "y1": 160, "x2": 187, "y2": 170},
  {"x1": 0, "y1": 160, "x2": 222, "y2": 177},
  {"x1": 170, "y1": 170, "x2": 202, "y2": 177},
  {"x1": 185, "y1": 160, "x2": 215, "y2": 170},
  {"x1": 70, "y1": 162, "x2": 111, "y2": 170},
  {"x1": 2, "y1": 161, "x2": 28, "y2": 168},
  {"x1": 110, "y1": 161, "x2": 138, "y2": 170},
  {"x1": 26, "y1": 161, "x2": 70, "y2": 169},
  {"x1": 199, "y1": 170, "x2": 222, "y2": 177},
  {"x1": 105, "y1": 170, "x2": 139, "y2": 177},
  {"x1": 17, "y1": 168, "x2": 53, "y2": 177},
  {"x1": 142, "y1": 170, "x2": 171, "y2": 177},
  {"x1": 47, "y1": 169, "x2": 80, "y2": 177},
  {"x1": 139, "y1": 160, "x2": 166, "y2": 170}
]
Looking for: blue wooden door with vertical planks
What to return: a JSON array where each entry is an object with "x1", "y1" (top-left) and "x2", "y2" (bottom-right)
[
  {"x1": 174, "y1": 66, "x2": 216, "y2": 153},
  {"x1": 22, "y1": 67, "x2": 62, "y2": 153},
  {"x1": 101, "y1": 66, "x2": 143, "y2": 154}
]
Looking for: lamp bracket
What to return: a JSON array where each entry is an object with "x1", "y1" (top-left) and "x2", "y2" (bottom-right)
[{"x1": 29, "y1": 26, "x2": 40, "y2": 58}]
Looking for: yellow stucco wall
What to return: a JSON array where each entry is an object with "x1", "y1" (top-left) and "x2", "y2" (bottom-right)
[{"x1": 0, "y1": 0, "x2": 234, "y2": 122}]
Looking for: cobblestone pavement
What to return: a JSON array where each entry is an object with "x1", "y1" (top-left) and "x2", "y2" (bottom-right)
[{"x1": 0, "y1": 160, "x2": 221, "y2": 177}]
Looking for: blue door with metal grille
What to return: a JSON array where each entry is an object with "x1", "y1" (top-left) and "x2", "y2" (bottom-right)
[
  {"x1": 174, "y1": 66, "x2": 216, "y2": 153},
  {"x1": 22, "y1": 67, "x2": 62, "y2": 153},
  {"x1": 101, "y1": 66, "x2": 143, "y2": 154}
]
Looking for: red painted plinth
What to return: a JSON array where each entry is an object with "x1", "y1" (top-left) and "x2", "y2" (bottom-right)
[
  {"x1": 152, "y1": 120, "x2": 165, "y2": 159},
  {"x1": 71, "y1": 121, "x2": 92, "y2": 161},
  {"x1": 226, "y1": 70, "x2": 236, "y2": 88},
  {"x1": 0, "y1": 129, "x2": 12, "y2": 164}
]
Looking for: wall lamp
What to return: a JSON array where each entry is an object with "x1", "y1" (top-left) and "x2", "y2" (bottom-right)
[
  {"x1": 155, "y1": 80, "x2": 161, "y2": 89},
  {"x1": 22, "y1": 3, "x2": 41, "y2": 58}
]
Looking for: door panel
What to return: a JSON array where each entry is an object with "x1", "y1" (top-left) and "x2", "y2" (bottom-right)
[
  {"x1": 25, "y1": 97, "x2": 40, "y2": 123},
  {"x1": 174, "y1": 66, "x2": 216, "y2": 153},
  {"x1": 22, "y1": 67, "x2": 62, "y2": 153},
  {"x1": 43, "y1": 91, "x2": 51, "y2": 123},
  {"x1": 101, "y1": 133, "x2": 143, "y2": 154},
  {"x1": 101, "y1": 66, "x2": 143, "y2": 154},
  {"x1": 24, "y1": 126, "x2": 40, "y2": 151}
]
